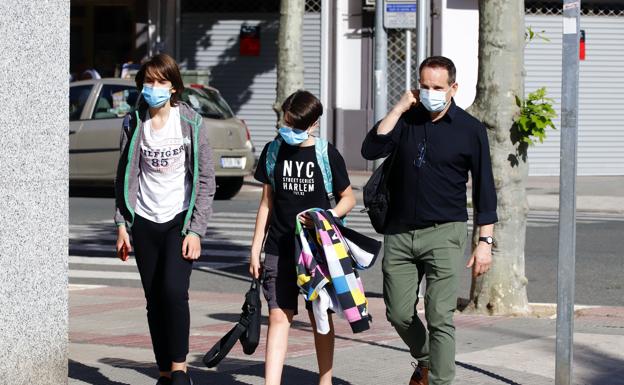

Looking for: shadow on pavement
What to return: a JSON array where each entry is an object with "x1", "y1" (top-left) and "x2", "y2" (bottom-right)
[
  {"x1": 88, "y1": 357, "x2": 354, "y2": 385},
  {"x1": 455, "y1": 361, "x2": 521, "y2": 385},
  {"x1": 573, "y1": 344, "x2": 624, "y2": 385},
  {"x1": 69, "y1": 360, "x2": 128, "y2": 385},
  {"x1": 69, "y1": 220, "x2": 251, "y2": 278}
]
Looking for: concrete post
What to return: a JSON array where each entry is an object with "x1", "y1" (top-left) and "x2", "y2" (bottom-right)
[
  {"x1": 556, "y1": 1, "x2": 581, "y2": 384},
  {"x1": 0, "y1": 1, "x2": 69, "y2": 384}
]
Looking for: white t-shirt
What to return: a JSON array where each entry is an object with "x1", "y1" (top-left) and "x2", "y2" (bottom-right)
[{"x1": 135, "y1": 106, "x2": 191, "y2": 223}]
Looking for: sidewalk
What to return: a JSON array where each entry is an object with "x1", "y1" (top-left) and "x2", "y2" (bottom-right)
[
  {"x1": 68, "y1": 175, "x2": 624, "y2": 384},
  {"x1": 69, "y1": 284, "x2": 624, "y2": 385}
]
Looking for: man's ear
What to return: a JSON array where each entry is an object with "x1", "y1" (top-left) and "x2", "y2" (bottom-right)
[{"x1": 450, "y1": 83, "x2": 458, "y2": 97}]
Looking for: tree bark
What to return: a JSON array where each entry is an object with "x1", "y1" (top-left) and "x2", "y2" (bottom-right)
[
  {"x1": 274, "y1": 0, "x2": 305, "y2": 122},
  {"x1": 465, "y1": 0, "x2": 529, "y2": 316}
]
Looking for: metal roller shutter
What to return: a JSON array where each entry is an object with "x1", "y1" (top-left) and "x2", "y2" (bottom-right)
[
  {"x1": 525, "y1": 13, "x2": 624, "y2": 175},
  {"x1": 180, "y1": 12, "x2": 321, "y2": 156}
]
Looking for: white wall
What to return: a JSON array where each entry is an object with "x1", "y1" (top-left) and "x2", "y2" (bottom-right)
[
  {"x1": 433, "y1": 0, "x2": 479, "y2": 109},
  {"x1": 334, "y1": 0, "x2": 363, "y2": 110},
  {"x1": 0, "y1": 1, "x2": 69, "y2": 383}
]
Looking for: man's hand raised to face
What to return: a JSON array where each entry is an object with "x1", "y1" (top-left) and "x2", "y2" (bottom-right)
[{"x1": 393, "y1": 89, "x2": 420, "y2": 114}]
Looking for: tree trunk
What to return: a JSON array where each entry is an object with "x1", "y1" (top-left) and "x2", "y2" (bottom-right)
[
  {"x1": 274, "y1": 0, "x2": 305, "y2": 122},
  {"x1": 465, "y1": 0, "x2": 529, "y2": 316}
]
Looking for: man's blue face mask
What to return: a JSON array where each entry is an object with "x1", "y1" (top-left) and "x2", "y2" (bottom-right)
[
  {"x1": 278, "y1": 126, "x2": 309, "y2": 146},
  {"x1": 419, "y1": 86, "x2": 454, "y2": 112}
]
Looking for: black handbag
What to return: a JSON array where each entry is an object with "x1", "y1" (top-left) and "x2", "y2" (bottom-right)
[
  {"x1": 362, "y1": 148, "x2": 398, "y2": 234},
  {"x1": 203, "y1": 278, "x2": 262, "y2": 367}
]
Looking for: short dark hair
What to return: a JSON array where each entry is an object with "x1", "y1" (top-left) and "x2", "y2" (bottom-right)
[
  {"x1": 419, "y1": 56, "x2": 456, "y2": 85},
  {"x1": 281, "y1": 90, "x2": 323, "y2": 130},
  {"x1": 135, "y1": 53, "x2": 185, "y2": 107}
]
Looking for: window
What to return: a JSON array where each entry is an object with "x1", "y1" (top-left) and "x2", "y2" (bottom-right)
[
  {"x1": 69, "y1": 85, "x2": 93, "y2": 121},
  {"x1": 92, "y1": 84, "x2": 139, "y2": 119},
  {"x1": 182, "y1": 88, "x2": 234, "y2": 120}
]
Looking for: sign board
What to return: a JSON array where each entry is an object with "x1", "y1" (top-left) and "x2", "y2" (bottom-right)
[
  {"x1": 240, "y1": 24, "x2": 261, "y2": 56},
  {"x1": 579, "y1": 29, "x2": 586, "y2": 61},
  {"x1": 384, "y1": 0, "x2": 417, "y2": 29}
]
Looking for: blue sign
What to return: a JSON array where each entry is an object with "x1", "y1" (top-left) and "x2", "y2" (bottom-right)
[
  {"x1": 386, "y1": 4, "x2": 417, "y2": 12},
  {"x1": 384, "y1": 1, "x2": 417, "y2": 29}
]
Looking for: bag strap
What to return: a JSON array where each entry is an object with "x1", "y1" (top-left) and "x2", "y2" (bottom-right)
[
  {"x1": 265, "y1": 137, "x2": 282, "y2": 191},
  {"x1": 202, "y1": 322, "x2": 248, "y2": 367},
  {"x1": 381, "y1": 132, "x2": 401, "y2": 187},
  {"x1": 314, "y1": 137, "x2": 334, "y2": 202},
  {"x1": 202, "y1": 278, "x2": 261, "y2": 368}
]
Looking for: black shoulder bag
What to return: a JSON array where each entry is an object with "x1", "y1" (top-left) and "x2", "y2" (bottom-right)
[
  {"x1": 203, "y1": 278, "x2": 262, "y2": 367},
  {"x1": 362, "y1": 145, "x2": 399, "y2": 234}
]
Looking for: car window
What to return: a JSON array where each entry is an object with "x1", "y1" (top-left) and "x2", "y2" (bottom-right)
[
  {"x1": 69, "y1": 85, "x2": 93, "y2": 121},
  {"x1": 92, "y1": 85, "x2": 139, "y2": 120},
  {"x1": 181, "y1": 88, "x2": 234, "y2": 120}
]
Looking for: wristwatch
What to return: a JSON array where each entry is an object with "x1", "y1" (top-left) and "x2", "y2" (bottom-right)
[{"x1": 478, "y1": 236, "x2": 494, "y2": 245}]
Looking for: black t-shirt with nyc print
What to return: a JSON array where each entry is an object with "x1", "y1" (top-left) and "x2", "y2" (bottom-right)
[{"x1": 254, "y1": 140, "x2": 350, "y2": 258}]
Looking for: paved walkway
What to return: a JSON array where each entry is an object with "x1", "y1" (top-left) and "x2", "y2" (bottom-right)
[
  {"x1": 69, "y1": 284, "x2": 624, "y2": 385},
  {"x1": 69, "y1": 175, "x2": 624, "y2": 384}
]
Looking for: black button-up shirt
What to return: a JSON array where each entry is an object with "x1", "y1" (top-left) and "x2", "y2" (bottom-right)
[{"x1": 361, "y1": 101, "x2": 498, "y2": 233}]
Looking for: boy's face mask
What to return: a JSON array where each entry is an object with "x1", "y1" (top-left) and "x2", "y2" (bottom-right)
[{"x1": 278, "y1": 126, "x2": 309, "y2": 145}]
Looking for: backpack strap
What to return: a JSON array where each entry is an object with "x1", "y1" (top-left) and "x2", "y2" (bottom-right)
[
  {"x1": 122, "y1": 114, "x2": 132, "y2": 131},
  {"x1": 266, "y1": 137, "x2": 334, "y2": 202},
  {"x1": 266, "y1": 137, "x2": 283, "y2": 191},
  {"x1": 315, "y1": 137, "x2": 334, "y2": 201}
]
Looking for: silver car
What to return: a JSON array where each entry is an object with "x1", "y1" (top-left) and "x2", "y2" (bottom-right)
[{"x1": 69, "y1": 78, "x2": 255, "y2": 199}]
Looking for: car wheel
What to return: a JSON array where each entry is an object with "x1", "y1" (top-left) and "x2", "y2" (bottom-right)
[{"x1": 215, "y1": 176, "x2": 244, "y2": 200}]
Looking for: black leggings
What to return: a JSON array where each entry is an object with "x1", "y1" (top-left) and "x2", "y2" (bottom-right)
[{"x1": 131, "y1": 211, "x2": 193, "y2": 372}]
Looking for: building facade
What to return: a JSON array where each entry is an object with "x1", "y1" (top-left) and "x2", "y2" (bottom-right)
[{"x1": 70, "y1": 0, "x2": 624, "y2": 174}]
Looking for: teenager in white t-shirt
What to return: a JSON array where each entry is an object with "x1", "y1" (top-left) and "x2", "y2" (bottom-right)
[{"x1": 114, "y1": 54, "x2": 216, "y2": 385}]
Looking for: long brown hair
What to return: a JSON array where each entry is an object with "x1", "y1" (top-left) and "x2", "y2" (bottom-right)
[{"x1": 135, "y1": 53, "x2": 185, "y2": 106}]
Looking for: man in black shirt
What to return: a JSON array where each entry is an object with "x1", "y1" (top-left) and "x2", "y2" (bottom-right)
[{"x1": 361, "y1": 56, "x2": 497, "y2": 385}]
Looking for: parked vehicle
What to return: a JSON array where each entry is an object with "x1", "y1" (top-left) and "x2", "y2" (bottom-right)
[{"x1": 69, "y1": 78, "x2": 255, "y2": 199}]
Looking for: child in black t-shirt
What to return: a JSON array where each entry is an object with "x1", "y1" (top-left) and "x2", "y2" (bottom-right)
[{"x1": 249, "y1": 90, "x2": 356, "y2": 385}]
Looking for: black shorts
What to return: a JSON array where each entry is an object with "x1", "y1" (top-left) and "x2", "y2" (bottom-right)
[{"x1": 262, "y1": 253, "x2": 312, "y2": 315}]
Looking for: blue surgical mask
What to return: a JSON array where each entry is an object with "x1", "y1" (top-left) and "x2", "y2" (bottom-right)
[
  {"x1": 142, "y1": 85, "x2": 172, "y2": 108},
  {"x1": 278, "y1": 126, "x2": 309, "y2": 146},
  {"x1": 419, "y1": 87, "x2": 452, "y2": 112}
]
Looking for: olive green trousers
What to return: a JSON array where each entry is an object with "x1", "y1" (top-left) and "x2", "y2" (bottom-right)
[{"x1": 383, "y1": 222, "x2": 467, "y2": 385}]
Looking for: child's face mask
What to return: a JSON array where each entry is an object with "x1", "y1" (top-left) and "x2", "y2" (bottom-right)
[{"x1": 278, "y1": 126, "x2": 309, "y2": 145}]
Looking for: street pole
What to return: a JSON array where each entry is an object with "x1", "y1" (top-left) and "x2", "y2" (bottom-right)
[
  {"x1": 556, "y1": 1, "x2": 581, "y2": 384},
  {"x1": 405, "y1": 29, "x2": 412, "y2": 90},
  {"x1": 416, "y1": 0, "x2": 428, "y2": 69},
  {"x1": 319, "y1": 0, "x2": 330, "y2": 140},
  {"x1": 373, "y1": 0, "x2": 388, "y2": 169}
]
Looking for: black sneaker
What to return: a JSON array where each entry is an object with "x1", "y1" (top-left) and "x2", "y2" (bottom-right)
[
  {"x1": 156, "y1": 376, "x2": 171, "y2": 385},
  {"x1": 171, "y1": 370, "x2": 192, "y2": 385}
]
